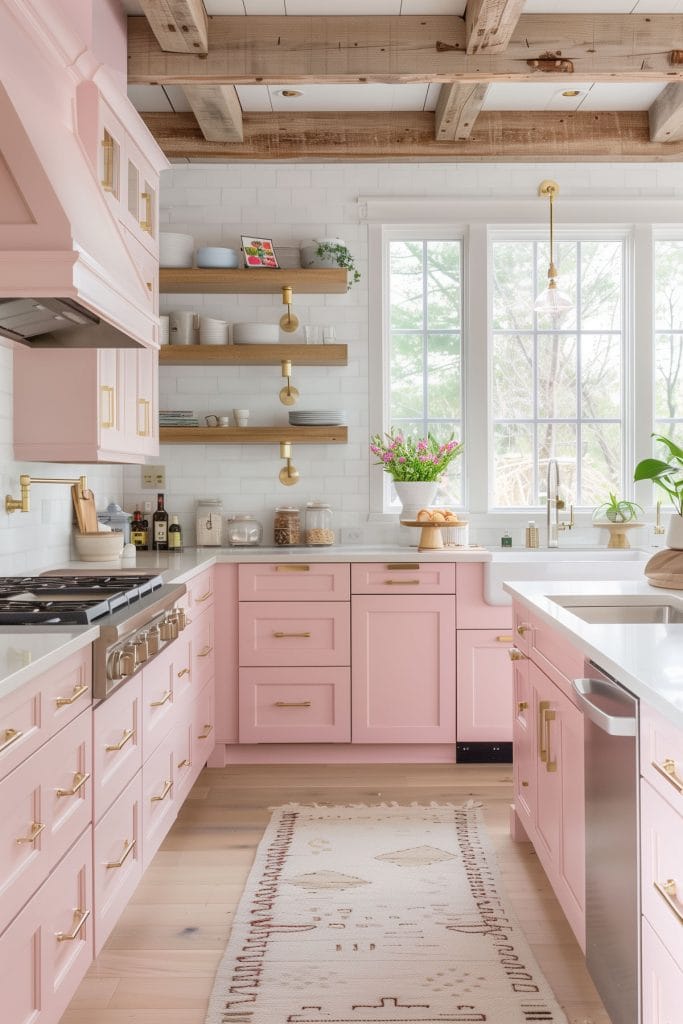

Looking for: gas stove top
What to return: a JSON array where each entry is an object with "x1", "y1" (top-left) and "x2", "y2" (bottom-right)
[{"x1": 0, "y1": 573, "x2": 164, "y2": 625}]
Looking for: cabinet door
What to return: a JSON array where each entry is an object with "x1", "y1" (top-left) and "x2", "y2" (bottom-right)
[
  {"x1": 239, "y1": 602, "x2": 350, "y2": 668},
  {"x1": 642, "y1": 917, "x2": 683, "y2": 1024},
  {"x1": 351, "y1": 595, "x2": 456, "y2": 744},
  {"x1": 97, "y1": 348, "x2": 126, "y2": 453},
  {"x1": 512, "y1": 655, "x2": 535, "y2": 832},
  {"x1": 456, "y1": 629, "x2": 514, "y2": 741},
  {"x1": 93, "y1": 772, "x2": 142, "y2": 955},
  {"x1": 123, "y1": 348, "x2": 158, "y2": 459}
]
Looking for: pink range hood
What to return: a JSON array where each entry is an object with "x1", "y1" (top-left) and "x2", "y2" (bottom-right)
[{"x1": 0, "y1": 0, "x2": 168, "y2": 348}]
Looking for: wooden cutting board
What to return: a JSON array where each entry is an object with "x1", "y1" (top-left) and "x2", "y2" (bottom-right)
[
  {"x1": 71, "y1": 484, "x2": 98, "y2": 534},
  {"x1": 644, "y1": 548, "x2": 683, "y2": 590}
]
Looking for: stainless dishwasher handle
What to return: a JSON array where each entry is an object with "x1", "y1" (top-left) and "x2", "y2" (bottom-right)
[{"x1": 571, "y1": 678, "x2": 637, "y2": 737}]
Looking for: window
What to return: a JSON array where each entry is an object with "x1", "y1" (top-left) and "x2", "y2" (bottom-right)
[
  {"x1": 490, "y1": 237, "x2": 625, "y2": 508},
  {"x1": 654, "y1": 240, "x2": 683, "y2": 447},
  {"x1": 387, "y1": 237, "x2": 463, "y2": 506}
]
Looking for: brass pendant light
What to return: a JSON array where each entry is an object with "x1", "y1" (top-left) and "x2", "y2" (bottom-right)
[{"x1": 533, "y1": 180, "x2": 573, "y2": 318}]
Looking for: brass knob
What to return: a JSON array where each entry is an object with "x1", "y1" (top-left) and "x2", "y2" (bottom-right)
[
  {"x1": 159, "y1": 619, "x2": 173, "y2": 642},
  {"x1": 517, "y1": 623, "x2": 530, "y2": 636},
  {"x1": 147, "y1": 626, "x2": 159, "y2": 654},
  {"x1": 134, "y1": 637, "x2": 149, "y2": 664},
  {"x1": 120, "y1": 645, "x2": 136, "y2": 677},
  {"x1": 508, "y1": 648, "x2": 527, "y2": 662},
  {"x1": 176, "y1": 607, "x2": 187, "y2": 631}
]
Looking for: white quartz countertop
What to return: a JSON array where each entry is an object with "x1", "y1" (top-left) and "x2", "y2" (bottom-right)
[
  {"x1": 0, "y1": 627, "x2": 99, "y2": 702},
  {"x1": 505, "y1": 579, "x2": 683, "y2": 729}
]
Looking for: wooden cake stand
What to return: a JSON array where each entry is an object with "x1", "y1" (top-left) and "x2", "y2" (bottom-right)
[
  {"x1": 400, "y1": 520, "x2": 465, "y2": 551},
  {"x1": 593, "y1": 521, "x2": 644, "y2": 549}
]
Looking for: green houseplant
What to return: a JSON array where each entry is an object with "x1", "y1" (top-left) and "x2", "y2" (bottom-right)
[
  {"x1": 634, "y1": 432, "x2": 683, "y2": 548},
  {"x1": 592, "y1": 493, "x2": 643, "y2": 523},
  {"x1": 301, "y1": 238, "x2": 360, "y2": 287}
]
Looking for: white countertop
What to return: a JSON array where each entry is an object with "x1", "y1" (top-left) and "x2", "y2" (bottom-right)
[
  {"x1": 505, "y1": 579, "x2": 683, "y2": 729},
  {"x1": 0, "y1": 627, "x2": 99, "y2": 702}
]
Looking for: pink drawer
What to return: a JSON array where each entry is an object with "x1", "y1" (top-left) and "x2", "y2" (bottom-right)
[
  {"x1": 187, "y1": 568, "x2": 214, "y2": 614},
  {"x1": 642, "y1": 916, "x2": 683, "y2": 1024},
  {"x1": 641, "y1": 703, "x2": 683, "y2": 814},
  {"x1": 239, "y1": 668, "x2": 351, "y2": 743},
  {"x1": 191, "y1": 607, "x2": 214, "y2": 691},
  {"x1": 93, "y1": 676, "x2": 142, "y2": 823},
  {"x1": 93, "y1": 772, "x2": 142, "y2": 955},
  {"x1": 238, "y1": 562, "x2": 350, "y2": 601},
  {"x1": 239, "y1": 601, "x2": 350, "y2": 667},
  {"x1": 173, "y1": 714, "x2": 194, "y2": 806},
  {"x1": 141, "y1": 731, "x2": 176, "y2": 870},
  {"x1": 0, "y1": 646, "x2": 91, "y2": 781},
  {"x1": 0, "y1": 827, "x2": 93, "y2": 1024},
  {"x1": 193, "y1": 678, "x2": 215, "y2": 770},
  {"x1": 172, "y1": 635, "x2": 193, "y2": 706},
  {"x1": 141, "y1": 642, "x2": 176, "y2": 756},
  {"x1": 351, "y1": 561, "x2": 455, "y2": 595},
  {"x1": 641, "y1": 779, "x2": 683, "y2": 972},
  {"x1": 528, "y1": 612, "x2": 584, "y2": 697}
]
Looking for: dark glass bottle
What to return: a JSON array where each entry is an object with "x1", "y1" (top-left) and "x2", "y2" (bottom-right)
[
  {"x1": 152, "y1": 493, "x2": 169, "y2": 551},
  {"x1": 130, "y1": 509, "x2": 149, "y2": 551},
  {"x1": 168, "y1": 514, "x2": 182, "y2": 552}
]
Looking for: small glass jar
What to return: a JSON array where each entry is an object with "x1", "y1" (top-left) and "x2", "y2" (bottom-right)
[
  {"x1": 225, "y1": 514, "x2": 263, "y2": 547},
  {"x1": 305, "y1": 500, "x2": 334, "y2": 546},
  {"x1": 274, "y1": 506, "x2": 301, "y2": 546},
  {"x1": 196, "y1": 499, "x2": 223, "y2": 546}
]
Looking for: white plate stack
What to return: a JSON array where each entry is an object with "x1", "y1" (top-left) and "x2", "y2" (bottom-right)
[
  {"x1": 288, "y1": 410, "x2": 348, "y2": 426},
  {"x1": 199, "y1": 316, "x2": 231, "y2": 345},
  {"x1": 233, "y1": 322, "x2": 280, "y2": 344},
  {"x1": 160, "y1": 232, "x2": 194, "y2": 268}
]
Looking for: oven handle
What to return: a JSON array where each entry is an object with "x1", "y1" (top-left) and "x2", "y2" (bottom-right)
[{"x1": 571, "y1": 678, "x2": 637, "y2": 737}]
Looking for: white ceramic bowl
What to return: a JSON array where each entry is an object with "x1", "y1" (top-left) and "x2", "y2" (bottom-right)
[
  {"x1": 196, "y1": 246, "x2": 239, "y2": 269},
  {"x1": 199, "y1": 316, "x2": 230, "y2": 345},
  {"x1": 233, "y1": 322, "x2": 280, "y2": 344},
  {"x1": 73, "y1": 530, "x2": 124, "y2": 562},
  {"x1": 160, "y1": 232, "x2": 194, "y2": 268}
]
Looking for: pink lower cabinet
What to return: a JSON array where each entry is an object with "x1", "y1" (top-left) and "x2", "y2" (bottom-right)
[
  {"x1": 456, "y1": 629, "x2": 514, "y2": 742},
  {"x1": 93, "y1": 675, "x2": 142, "y2": 822},
  {"x1": 351, "y1": 562, "x2": 455, "y2": 595},
  {"x1": 141, "y1": 732, "x2": 176, "y2": 870},
  {"x1": 93, "y1": 772, "x2": 142, "y2": 954},
  {"x1": 238, "y1": 562, "x2": 349, "y2": 602},
  {"x1": 191, "y1": 607, "x2": 215, "y2": 691},
  {"x1": 0, "y1": 827, "x2": 93, "y2": 1024},
  {"x1": 351, "y1": 595, "x2": 456, "y2": 744},
  {"x1": 239, "y1": 668, "x2": 350, "y2": 743},
  {"x1": 642, "y1": 917, "x2": 683, "y2": 1024},
  {"x1": 239, "y1": 601, "x2": 350, "y2": 668},
  {"x1": 512, "y1": 656, "x2": 535, "y2": 833},
  {"x1": 640, "y1": 778, "x2": 683, "y2": 978},
  {"x1": 193, "y1": 679, "x2": 216, "y2": 764}
]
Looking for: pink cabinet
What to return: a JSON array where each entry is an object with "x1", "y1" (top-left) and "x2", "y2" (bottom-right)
[
  {"x1": 193, "y1": 679, "x2": 216, "y2": 766},
  {"x1": 641, "y1": 779, "x2": 683, "y2": 974},
  {"x1": 141, "y1": 642, "x2": 176, "y2": 756},
  {"x1": 642, "y1": 917, "x2": 683, "y2": 1024},
  {"x1": 456, "y1": 629, "x2": 514, "y2": 742},
  {"x1": 141, "y1": 731, "x2": 176, "y2": 871},
  {"x1": 191, "y1": 607, "x2": 215, "y2": 692},
  {"x1": 93, "y1": 773, "x2": 142, "y2": 955},
  {"x1": 351, "y1": 595, "x2": 456, "y2": 744},
  {"x1": 239, "y1": 601, "x2": 350, "y2": 668},
  {"x1": 641, "y1": 703, "x2": 683, "y2": 814},
  {"x1": 352, "y1": 561, "x2": 455, "y2": 595},
  {"x1": 213, "y1": 564, "x2": 239, "y2": 747},
  {"x1": 239, "y1": 563, "x2": 349, "y2": 602},
  {"x1": 93, "y1": 675, "x2": 142, "y2": 823},
  {"x1": 187, "y1": 567, "x2": 215, "y2": 612},
  {"x1": 239, "y1": 668, "x2": 350, "y2": 744},
  {"x1": 512, "y1": 656, "x2": 535, "y2": 832}
]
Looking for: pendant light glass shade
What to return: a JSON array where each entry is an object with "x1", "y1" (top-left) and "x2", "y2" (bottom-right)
[{"x1": 533, "y1": 180, "x2": 573, "y2": 319}]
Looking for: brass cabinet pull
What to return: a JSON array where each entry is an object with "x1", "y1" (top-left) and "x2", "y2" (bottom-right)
[
  {"x1": 275, "y1": 564, "x2": 310, "y2": 572},
  {"x1": 386, "y1": 563, "x2": 419, "y2": 571},
  {"x1": 496, "y1": 635, "x2": 514, "y2": 643},
  {"x1": 101, "y1": 132, "x2": 115, "y2": 191},
  {"x1": 273, "y1": 631, "x2": 311, "y2": 639},
  {"x1": 198, "y1": 723, "x2": 213, "y2": 740},
  {"x1": 508, "y1": 648, "x2": 527, "y2": 662},
  {"x1": 0, "y1": 727, "x2": 23, "y2": 752},
  {"x1": 105, "y1": 728, "x2": 135, "y2": 752},
  {"x1": 151, "y1": 779, "x2": 173, "y2": 803},
  {"x1": 150, "y1": 690, "x2": 172, "y2": 708},
  {"x1": 55, "y1": 683, "x2": 89, "y2": 707},
  {"x1": 195, "y1": 589, "x2": 212, "y2": 603},
  {"x1": 56, "y1": 771, "x2": 90, "y2": 798},
  {"x1": 517, "y1": 623, "x2": 531, "y2": 636},
  {"x1": 521, "y1": 780, "x2": 529, "y2": 787},
  {"x1": 16, "y1": 821, "x2": 45, "y2": 845},
  {"x1": 275, "y1": 700, "x2": 312, "y2": 708},
  {"x1": 56, "y1": 907, "x2": 90, "y2": 942},
  {"x1": 198, "y1": 645, "x2": 213, "y2": 658},
  {"x1": 137, "y1": 398, "x2": 151, "y2": 437},
  {"x1": 106, "y1": 838, "x2": 136, "y2": 870},
  {"x1": 177, "y1": 668, "x2": 190, "y2": 678},
  {"x1": 100, "y1": 384, "x2": 115, "y2": 429},
  {"x1": 177, "y1": 758, "x2": 191, "y2": 769},
  {"x1": 517, "y1": 701, "x2": 528, "y2": 712},
  {"x1": 543, "y1": 705, "x2": 557, "y2": 772},
  {"x1": 385, "y1": 580, "x2": 420, "y2": 585},
  {"x1": 538, "y1": 700, "x2": 550, "y2": 762},
  {"x1": 140, "y1": 191, "x2": 153, "y2": 233},
  {"x1": 654, "y1": 879, "x2": 683, "y2": 923},
  {"x1": 652, "y1": 758, "x2": 683, "y2": 794}
]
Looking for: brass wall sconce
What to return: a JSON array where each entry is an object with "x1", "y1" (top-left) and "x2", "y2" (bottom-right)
[
  {"x1": 279, "y1": 442, "x2": 299, "y2": 486},
  {"x1": 5, "y1": 474, "x2": 88, "y2": 515},
  {"x1": 279, "y1": 359, "x2": 300, "y2": 406},
  {"x1": 279, "y1": 285, "x2": 299, "y2": 333}
]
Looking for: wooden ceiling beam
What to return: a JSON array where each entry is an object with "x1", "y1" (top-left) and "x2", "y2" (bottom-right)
[
  {"x1": 141, "y1": 109, "x2": 683, "y2": 162},
  {"x1": 649, "y1": 82, "x2": 683, "y2": 142},
  {"x1": 127, "y1": 14, "x2": 683, "y2": 84},
  {"x1": 434, "y1": 83, "x2": 488, "y2": 140},
  {"x1": 184, "y1": 84, "x2": 244, "y2": 142},
  {"x1": 465, "y1": 0, "x2": 525, "y2": 55},
  {"x1": 137, "y1": 0, "x2": 208, "y2": 54}
]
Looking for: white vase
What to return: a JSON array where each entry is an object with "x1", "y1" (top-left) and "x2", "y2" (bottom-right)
[
  {"x1": 665, "y1": 512, "x2": 683, "y2": 550},
  {"x1": 393, "y1": 481, "x2": 438, "y2": 521}
]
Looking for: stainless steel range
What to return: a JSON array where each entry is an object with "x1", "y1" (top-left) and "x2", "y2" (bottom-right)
[{"x1": 0, "y1": 572, "x2": 187, "y2": 699}]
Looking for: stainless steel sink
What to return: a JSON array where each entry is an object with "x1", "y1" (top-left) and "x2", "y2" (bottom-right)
[{"x1": 558, "y1": 603, "x2": 683, "y2": 624}]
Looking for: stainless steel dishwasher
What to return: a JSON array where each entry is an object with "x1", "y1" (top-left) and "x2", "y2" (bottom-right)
[{"x1": 572, "y1": 662, "x2": 639, "y2": 1024}]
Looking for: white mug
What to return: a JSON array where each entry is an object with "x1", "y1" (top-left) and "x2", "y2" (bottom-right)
[
  {"x1": 169, "y1": 311, "x2": 198, "y2": 345},
  {"x1": 218, "y1": 416, "x2": 231, "y2": 427},
  {"x1": 233, "y1": 408, "x2": 249, "y2": 427}
]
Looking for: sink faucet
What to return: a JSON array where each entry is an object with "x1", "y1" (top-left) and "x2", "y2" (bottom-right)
[{"x1": 546, "y1": 458, "x2": 574, "y2": 547}]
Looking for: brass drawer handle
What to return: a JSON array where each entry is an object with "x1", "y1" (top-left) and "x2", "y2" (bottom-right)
[
  {"x1": 140, "y1": 191, "x2": 153, "y2": 233},
  {"x1": 177, "y1": 758, "x2": 191, "y2": 769},
  {"x1": 385, "y1": 579, "x2": 420, "y2": 585},
  {"x1": 539, "y1": 700, "x2": 550, "y2": 763},
  {"x1": 137, "y1": 398, "x2": 151, "y2": 437},
  {"x1": 517, "y1": 623, "x2": 531, "y2": 636},
  {"x1": 275, "y1": 564, "x2": 310, "y2": 572},
  {"x1": 543, "y1": 705, "x2": 557, "y2": 772},
  {"x1": 56, "y1": 907, "x2": 90, "y2": 942},
  {"x1": 16, "y1": 821, "x2": 46, "y2": 845},
  {"x1": 105, "y1": 728, "x2": 135, "y2": 752},
  {"x1": 198, "y1": 723, "x2": 213, "y2": 740},
  {"x1": 198, "y1": 645, "x2": 213, "y2": 657},
  {"x1": 508, "y1": 648, "x2": 527, "y2": 662},
  {"x1": 106, "y1": 838, "x2": 136, "y2": 869},
  {"x1": 150, "y1": 690, "x2": 172, "y2": 708},
  {"x1": 0, "y1": 727, "x2": 23, "y2": 752},
  {"x1": 654, "y1": 879, "x2": 683, "y2": 923},
  {"x1": 177, "y1": 667, "x2": 190, "y2": 678},
  {"x1": 517, "y1": 701, "x2": 528, "y2": 712},
  {"x1": 275, "y1": 700, "x2": 312, "y2": 708},
  {"x1": 496, "y1": 635, "x2": 514, "y2": 643},
  {"x1": 56, "y1": 771, "x2": 90, "y2": 798},
  {"x1": 386, "y1": 563, "x2": 419, "y2": 571},
  {"x1": 55, "y1": 683, "x2": 89, "y2": 707},
  {"x1": 151, "y1": 779, "x2": 173, "y2": 803},
  {"x1": 652, "y1": 758, "x2": 683, "y2": 794},
  {"x1": 100, "y1": 384, "x2": 115, "y2": 429},
  {"x1": 195, "y1": 589, "x2": 212, "y2": 603},
  {"x1": 273, "y1": 631, "x2": 311, "y2": 639},
  {"x1": 101, "y1": 132, "x2": 115, "y2": 191}
]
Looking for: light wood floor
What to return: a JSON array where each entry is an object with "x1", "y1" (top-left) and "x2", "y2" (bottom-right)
[{"x1": 62, "y1": 764, "x2": 610, "y2": 1024}]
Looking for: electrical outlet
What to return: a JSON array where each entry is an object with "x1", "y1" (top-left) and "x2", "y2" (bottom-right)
[
  {"x1": 142, "y1": 465, "x2": 166, "y2": 489},
  {"x1": 341, "y1": 527, "x2": 363, "y2": 545},
  {"x1": 143, "y1": 501, "x2": 152, "y2": 514}
]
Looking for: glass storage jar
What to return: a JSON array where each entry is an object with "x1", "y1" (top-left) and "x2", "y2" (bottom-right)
[
  {"x1": 225, "y1": 514, "x2": 263, "y2": 547},
  {"x1": 305, "y1": 501, "x2": 334, "y2": 546},
  {"x1": 196, "y1": 499, "x2": 223, "y2": 546},
  {"x1": 273, "y1": 506, "x2": 301, "y2": 546}
]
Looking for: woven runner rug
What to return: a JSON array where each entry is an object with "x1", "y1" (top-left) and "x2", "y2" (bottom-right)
[{"x1": 205, "y1": 803, "x2": 568, "y2": 1024}]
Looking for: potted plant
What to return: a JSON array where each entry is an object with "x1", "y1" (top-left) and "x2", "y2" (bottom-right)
[
  {"x1": 369, "y1": 429, "x2": 464, "y2": 519},
  {"x1": 300, "y1": 237, "x2": 361, "y2": 287},
  {"x1": 592, "y1": 493, "x2": 643, "y2": 523},
  {"x1": 634, "y1": 432, "x2": 683, "y2": 548}
]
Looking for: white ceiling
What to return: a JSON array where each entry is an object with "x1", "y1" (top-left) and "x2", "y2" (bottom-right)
[{"x1": 122, "y1": 1, "x2": 683, "y2": 13}]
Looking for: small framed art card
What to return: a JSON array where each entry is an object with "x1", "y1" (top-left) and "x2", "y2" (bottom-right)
[{"x1": 241, "y1": 236, "x2": 279, "y2": 268}]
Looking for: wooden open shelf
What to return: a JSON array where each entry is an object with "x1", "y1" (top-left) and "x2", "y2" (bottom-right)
[
  {"x1": 159, "y1": 343, "x2": 348, "y2": 367},
  {"x1": 159, "y1": 425, "x2": 348, "y2": 445},
  {"x1": 159, "y1": 268, "x2": 348, "y2": 294}
]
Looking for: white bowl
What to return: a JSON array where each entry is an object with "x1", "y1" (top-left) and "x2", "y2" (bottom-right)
[
  {"x1": 73, "y1": 531, "x2": 124, "y2": 562},
  {"x1": 160, "y1": 232, "x2": 194, "y2": 268},
  {"x1": 196, "y1": 246, "x2": 239, "y2": 269},
  {"x1": 199, "y1": 317, "x2": 230, "y2": 345},
  {"x1": 233, "y1": 322, "x2": 280, "y2": 344}
]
